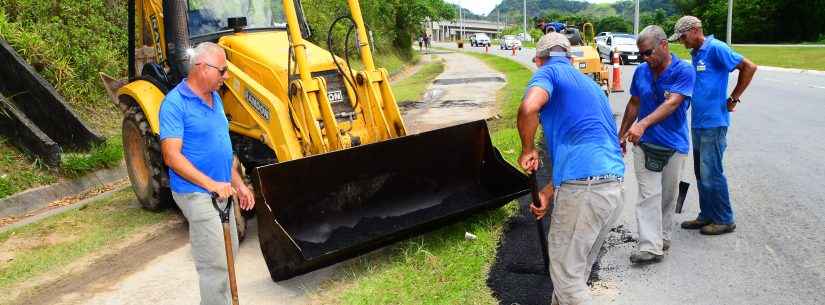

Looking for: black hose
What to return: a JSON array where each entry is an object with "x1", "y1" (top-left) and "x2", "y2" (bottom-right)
[{"x1": 326, "y1": 15, "x2": 359, "y2": 110}]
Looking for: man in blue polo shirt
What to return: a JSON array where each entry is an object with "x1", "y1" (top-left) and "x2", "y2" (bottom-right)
[
  {"x1": 670, "y1": 16, "x2": 757, "y2": 235},
  {"x1": 159, "y1": 42, "x2": 255, "y2": 305},
  {"x1": 518, "y1": 32, "x2": 624, "y2": 305},
  {"x1": 619, "y1": 25, "x2": 694, "y2": 264}
]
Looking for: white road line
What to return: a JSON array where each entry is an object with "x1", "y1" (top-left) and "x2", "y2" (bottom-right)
[{"x1": 809, "y1": 85, "x2": 825, "y2": 90}]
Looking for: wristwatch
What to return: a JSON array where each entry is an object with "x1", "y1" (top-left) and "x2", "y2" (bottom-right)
[{"x1": 726, "y1": 96, "x2": 740, "y2": 112}]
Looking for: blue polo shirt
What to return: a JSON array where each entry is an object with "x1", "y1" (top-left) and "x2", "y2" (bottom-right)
[
  {"x1": 159, "y1": 80, "x2": 234, "y2": 193},
  {"x1": 630, "y1": 53, "x2": 694, "y2": 154},
  {"x1": 527, "y1": 56, "x2": 625, "y2": 187},
  {"x1": 690, "y1": 35, "x2": 743, "y2": 128}
]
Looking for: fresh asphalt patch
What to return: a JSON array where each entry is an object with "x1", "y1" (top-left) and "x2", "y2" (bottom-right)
[
  {"x1": 487, "y1": 151, "x2": 636, "y2": 305},
  {"x1": 487, "y1": 193, "x2": 554, "y2": 305}
]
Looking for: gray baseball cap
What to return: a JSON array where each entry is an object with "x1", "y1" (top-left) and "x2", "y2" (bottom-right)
[
  {"x1": 536, "y1": 32, "x2": 571, "y2": 58},
  {"x1": 669, "y1": 16, "x2": 702, "y2": 41}
]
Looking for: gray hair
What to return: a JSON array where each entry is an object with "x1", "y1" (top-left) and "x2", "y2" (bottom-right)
[
  {"x1": 187, "y1": 42, "x2": 225, "y2": 68},
  {"x1": 537, "y1": 45, "x2": 569, "y2": 59},
  {"x1": 637, "y1": 25, "x2": 667, "y2": 46}
]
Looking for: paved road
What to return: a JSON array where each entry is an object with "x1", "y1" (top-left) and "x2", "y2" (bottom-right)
[{"x1": 439, "y1": 42, "x2": 825, "y2": 304}]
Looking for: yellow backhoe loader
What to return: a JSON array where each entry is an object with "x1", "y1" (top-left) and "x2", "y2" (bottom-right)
[
  {"x1": 102, "y1": 0, "x2": 528, "y2": 281},
  {"x1": 539, "y1": 21, "x2": 610, "y2": 94}
]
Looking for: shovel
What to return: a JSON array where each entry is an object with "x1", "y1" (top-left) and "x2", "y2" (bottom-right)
[
  {"x1": 675, "y1": 181, "x2": 690, "y2": 214},
  {"x1": 528, "y1": 173, "x2": 550, "y2": 275},
  {"x1": 211, "y1": 193, "x2": 239, "y2": 305}
]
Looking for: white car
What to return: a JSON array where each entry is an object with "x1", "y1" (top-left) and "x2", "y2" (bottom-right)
[
  {"x1": 596, "y1": 33, "x2": 640, "y2": 65},
  {"x1": 499, "y1": 35, "x2": 522, "y2": 50},
  {"x1": 470, "y1": 33, "x2": 491, "y2": 47}
]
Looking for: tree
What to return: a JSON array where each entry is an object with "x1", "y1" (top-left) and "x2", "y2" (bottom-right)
[{"x1": 596, "y1": 16, "x2": 632, "y2": 33}]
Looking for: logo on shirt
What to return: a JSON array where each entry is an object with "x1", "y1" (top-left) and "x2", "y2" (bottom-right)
[
  {"x1": 696, "y1": 60, "x2": 706, "y2": 72},
  {"x1": 244, "y1": 90, "x2": 271, "y2": 122}
]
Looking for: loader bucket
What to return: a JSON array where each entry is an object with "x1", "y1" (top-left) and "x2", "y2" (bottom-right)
[{"x1": 254, "y1": 120, "x2": 529, "y2": 281}]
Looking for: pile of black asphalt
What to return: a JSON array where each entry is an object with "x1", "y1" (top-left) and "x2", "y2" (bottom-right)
[
  {"x1": 486, "y1": 189, "x2": 555, "y2": 305},
  {"x1": 487, "y1": 149, "x2": 612, "y2": 305}
]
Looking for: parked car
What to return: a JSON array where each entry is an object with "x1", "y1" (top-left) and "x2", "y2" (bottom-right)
[
  {"x1": 470, "y1": 33, "x2": 491, "y2": 47},
  {"x1": 499, "y1": 35, "x2": 522, "y2": 50},
  {"x1": 596, "y1": 33, "x2": 640, "y2": 65}
]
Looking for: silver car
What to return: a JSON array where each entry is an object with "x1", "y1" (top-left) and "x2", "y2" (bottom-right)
[{"x1": 499, "y1": 35, "x2": 522, "y2": 50}]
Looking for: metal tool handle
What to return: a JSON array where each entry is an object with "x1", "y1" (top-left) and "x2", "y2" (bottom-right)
[
  {"x1": 210, "y1": 192, "x2": 234, "y2": 223},
  {"x1": 528, "y1": 173, "x2": 551, "y2": 275}
]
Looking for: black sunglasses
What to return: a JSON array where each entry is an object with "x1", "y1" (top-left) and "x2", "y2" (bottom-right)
[
  {"x1": 639, "y1": 48, "x2": 654, "y2": 59},
  {"x1": 201, "y1": 62, "x2": 229, "y2": 75}
]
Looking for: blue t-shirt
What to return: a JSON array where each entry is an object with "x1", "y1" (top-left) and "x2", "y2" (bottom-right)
[
  {"x1": 691, "y1": 35, "x2": 743, "y2": 128},
  {"x1": 159, "y1": 80, "x2": 234, "y2": 193},
  {"x1": 630, "y1": 53, "x2": 694, "y2": 154},
  {"x1": 527, "y1": 57, "x2": 625, "y2": 187}
]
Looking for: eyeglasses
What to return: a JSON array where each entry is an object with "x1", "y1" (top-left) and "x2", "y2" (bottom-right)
[
  {"x1": 200, "y1": 62, "x2": 228, "y2": 75},
  {"x1": 639, "y1": 48, "x2": 654, "y2": 59}
]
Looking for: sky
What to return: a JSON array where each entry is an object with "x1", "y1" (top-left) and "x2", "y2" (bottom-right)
[{"x1": 443, "y1": 0, "x2": 620, "y2": 16}]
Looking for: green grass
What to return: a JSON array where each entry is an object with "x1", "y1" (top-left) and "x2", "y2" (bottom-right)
[
  {"x1": 669, "y1": 43, "x2": 825, "y2": 71},
  {"x1": 0, "y1": 137, "x2": 56, "y2": 199},
  {"x1": 310, "y1": 51, "x2": 533, "y2": 305},
  {"x1": 392, "y1": 56, "x2": 445, "y2": 103},
  {"x1": 0, "y1": 188, "x2": 175, "y2": 291},
  {"x1": 0, "y1": 137, "x2": 124, "y2": 199},
  {"x1": 60, "y1": 137, "x2": 124, "y2": 178}
]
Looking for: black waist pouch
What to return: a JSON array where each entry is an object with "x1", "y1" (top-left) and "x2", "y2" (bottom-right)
[{"x1": 640, "y1": 142, "x2": 676, "y2": 172}]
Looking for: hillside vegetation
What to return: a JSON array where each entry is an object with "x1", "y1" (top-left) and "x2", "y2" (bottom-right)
[{"x1": 488, "y1": 0, "x2": 825, "y2": 44}]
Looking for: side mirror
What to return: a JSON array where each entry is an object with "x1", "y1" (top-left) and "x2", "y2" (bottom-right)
[{"x1": 228, "y1": 17, "x2": 247, "y2": 33}]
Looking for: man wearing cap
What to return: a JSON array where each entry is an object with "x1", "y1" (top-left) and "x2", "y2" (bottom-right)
[
  {"x1": 670, "y1": 16, "x2": 757, "y2": 235},
  {"x1": 518, "y1": 32, "x2": 625, "y2": 305},
  {"x1": 619, "y1": 25, "x2": 694, "y2": 264}
]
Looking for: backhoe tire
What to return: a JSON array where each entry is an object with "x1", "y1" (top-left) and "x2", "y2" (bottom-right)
[{"x1": 122, "y1": 105, "x2": 172, "y2": 211}]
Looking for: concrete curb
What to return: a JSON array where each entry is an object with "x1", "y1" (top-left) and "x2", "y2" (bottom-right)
[
  {"x1": 0, "y1": 161, "x2": 127, "y2": 219},
  {"x1": 758, "y1": 65, "x2": 825, "y2": 76}
]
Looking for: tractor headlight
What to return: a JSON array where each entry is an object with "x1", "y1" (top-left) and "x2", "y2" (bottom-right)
[{"x1": 578, "y1": 63, "x2": 587, "y2": 69}]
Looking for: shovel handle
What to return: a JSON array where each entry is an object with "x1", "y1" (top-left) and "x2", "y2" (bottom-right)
[
  {"x1": 528, "y1": 173, "x2": 551, "y2": 275},
  {"x1": 210, "y1": 192, "x2": 234, "y2": 224},
  {"x1": 212, "y1": 193, "x2": 240, "y2": 305}
]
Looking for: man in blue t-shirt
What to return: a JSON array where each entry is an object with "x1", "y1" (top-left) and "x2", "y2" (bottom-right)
[
  {"x1": 619, "y1": 25, "x2": 694, "y2": 264},
  {"x1": 670, "y1": 16, "x2": 757, "y2": 235},
  {"x1": 518, "y1": 32, "x2": 625, "y2": 305},
  {"x1": 159, "y1": 42, "x2": 255, "y2": 305}
]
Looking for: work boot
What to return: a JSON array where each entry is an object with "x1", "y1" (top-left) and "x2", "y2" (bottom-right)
[
  {"x1": 663, "y1": 239, "x2": 671, "y2": 251},
  {"x1": 629, "y1": 251, "x2": 663, "y2": 264},
  {"x1": 681, "y1": 218, "x2": 710, "y2": 230},
  {"x1": 700, "y1": 223, "x2": 736, "y2": 235}
]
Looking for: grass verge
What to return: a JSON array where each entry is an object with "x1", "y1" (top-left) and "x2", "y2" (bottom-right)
[
  {"x1": 392, "y1": 55, "x2": 445, "y2": 103},
  {"x1": 309, "y1": 50, "x2": 533, "y2": 305},
  {"x1": 0, "y1": 138, "x2": 56, "y2": 199},
  {"x1": 0, "y1": 188, "x2": 175, "y2": 291},
  {"x1": 60, "y1": 137, "x2": 124, "y2": 178},
  {"x1": 669, "y1": 43, "x2": 825, "y2": 71},
  {"x1": 0, "y1": 137, "x2": 125, "y2": 199}
]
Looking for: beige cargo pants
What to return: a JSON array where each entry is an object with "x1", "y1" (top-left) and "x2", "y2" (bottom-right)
[
  {"x1": 549, "y1": 179, "x2": 624, "y2": 305},
  {"x1": 632, "y1": 144, "x2": 686, "y2": 255},
  {"x1": 173, "y1": 192, "x2": 239, "y2": 305}
]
